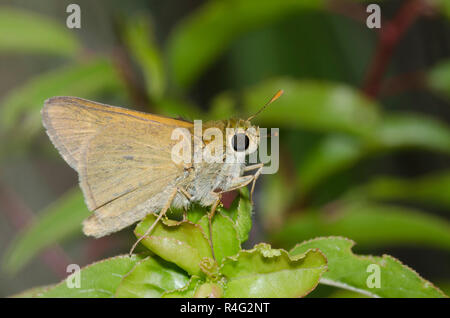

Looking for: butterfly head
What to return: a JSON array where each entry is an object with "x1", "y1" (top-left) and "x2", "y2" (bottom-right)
[
  {"x1": 226, "y1": 89, "x2": 283, "y2": 155},
  {"x1": 226, "y1": 118, "x2": 260, "y2": 155}
]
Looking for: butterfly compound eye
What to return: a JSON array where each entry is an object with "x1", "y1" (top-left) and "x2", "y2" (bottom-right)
[{"x1": 232, "y1": 133, "x2": 250, "y2": 152}]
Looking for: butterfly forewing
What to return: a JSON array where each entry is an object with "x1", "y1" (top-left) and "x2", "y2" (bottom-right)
[
  {"x1": 41, "y1": 96, "x2": 192, "y2": 170},
  {"x1": 78, "y1": 121, "x2": 184, "y2": 210},
  {"x1": 42, "y1": 97, "x2": 194, "y2": 237}
]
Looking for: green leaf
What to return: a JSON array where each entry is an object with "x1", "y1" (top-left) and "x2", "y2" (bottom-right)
[
  {"x1": 115, "y1": 256, "x2": 190, "y2": 298},
  {"x1": 208, "y1": 92, "x2": 237, "y2": 120},
  {"x1": 11, "y1": 284, "x2": 56, "y2": 298},
  {"x1": 0, "y1": 7, "x2": 81, "y2": 57},
  {"x1": 291, "y1": 237, "x2": 447, "y2": 298},
  {"x1": 134, "y1": 214, "x2": 213, "y2": 276},
  {"x1": 168, "y1": 0, "x2": 325, "y2": 88},
  {"x1": 162, "y1": 276, "x2": 203, "y2": 298},
  {"x1": 185, "y1": 203, "x2": 209, "y2": 224},
  {"x1": 272, "y1": 202, "x2": 450, "y2": 251},
  {"x1": 351, "y1": 171, "x2": 450, "y2": 209},
  {"x1": 220, "y1": 243, "x2": 327, "y2": 297},
  {"x1": 433, "y1": 0, "x2": 450, "y2": 19},
  {"x1": 217, "y1": 187, "x2": 252, "y2": 244},
  {"x1": 295, "y1": 114, "x2": 450, "y2": 198},
  {"x1": 122, "y1": 15, "x2": 165, "y2": 100},
  {"x1": 40, "y1": 254, "x2": 146, "y2": 298},
  {"x1": 198, "y1": 212, "x2": 241, "y2": 264},
  {"x1": 232, "y1": 188, "x2": 253, "y2": 243},
  {"x1": 428, "y1": 59, "x2": 450, "y2": 98},
  {"x1": 296, "y1": 134, "x2": 365, "y2": 195},
  {"x1": 260, "y1": 170, "x2": 295, "y2": 230},
  {"x1": 374, "y1": 113, "x2": 450, "y2": 154},
  {"x1": 293, "y1": 114, "x2": 450, "y2": 198},
  {"x1": 0, "y1": 58, "x2": 126, "y2": 139},
  {"x1": 193, "y1": 282, "x2": 223, "y2": 298},
  {"x1": 442, "y1": 3, "x2": 450, "y2": 20},
  {"x1": 242, "y1": 78, "x2": 380, "y2": 136},
  {"x1": 2, "y1": 188, "x2": 89, "y2": 275}
]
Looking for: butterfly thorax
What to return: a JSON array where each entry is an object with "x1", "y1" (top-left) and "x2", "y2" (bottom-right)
[
  {"x1": 180, "y1": 118, "x2": 259, "y2": 206},
  {"x1": 199, "y1": 118, "x2": 259, "y2": 152}
]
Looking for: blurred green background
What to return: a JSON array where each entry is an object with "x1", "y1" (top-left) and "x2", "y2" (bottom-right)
[{"x1": 0, "y1": 0, "x2": 449, "y2": 297}]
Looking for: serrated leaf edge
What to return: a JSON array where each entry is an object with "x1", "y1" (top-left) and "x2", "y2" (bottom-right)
[{"x1": 291, "y1": 236, "x2": 448, "y2": 298}]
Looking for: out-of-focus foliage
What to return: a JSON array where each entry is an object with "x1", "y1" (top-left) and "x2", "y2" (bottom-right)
[
  {"x1": 428, "y1": 59, "x2": 450, "y2": 99},
  {"x1": 242, "y1": 78, "x2": 380, "y2": 136},
  {"x1": 437, "y1": 0, "x2": 450, "y2": 19},
  {"x1": 3, "y1": 188, "x2": 88, "y2": 275},
  {"x1": 0, "y1": 7, "x2": 81, "y2": 57},
  {"x1": 122, "y1": 16, "x2": 165, "y2": 100},
  {"x1": 1, "y1": 0, "x2": 449, "y2": 298},
  {"x1": 0, "y1": 58, "x2": 126, "y2": 140},
  {"x1": 347, "y1": 172, "x2": 450, "y2": 208},
  {"x1": 168, "y1": 0, "x2": 325, "y2": 88},
  {"x1": 272, "y1": 202, "x2": 450, "y2": 250}
]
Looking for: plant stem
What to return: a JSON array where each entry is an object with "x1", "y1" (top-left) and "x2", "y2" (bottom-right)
[{"x1": 363, "y1": 0, "x2": 427, "y2": 98}]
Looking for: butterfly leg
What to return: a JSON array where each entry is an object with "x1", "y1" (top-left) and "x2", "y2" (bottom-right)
[
  {"x1": 245, "y1": 163, "x2": 264, "y2": 202},
  {"x1": 177, "y1": 187, "x2": 192, "y2": 222},
  {"x1": 220, "y1": 175, "x2": 254, "y2": 193},
  {"x1": 207, "y1": 194, "x2": 221, "y2": 260},
  {"x1": 222, "y1": 163, "x2": 265, "y2": 195},
  {"x1": 216, "y1": 164, "x2": 264, "y2": 202},
  {"x1": 244, "y1": 163, "x2": 264, "y2": 172},
  {"x1": 129, "y1": 187, "x2": 178, "y2": 256},
  {"x1": 178, "y1": 187, "x2": 192, "y2": 201}
]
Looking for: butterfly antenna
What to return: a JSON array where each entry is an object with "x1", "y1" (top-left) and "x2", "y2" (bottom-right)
[
  {"x1": 247, "y1": 89, "x2": 284, "y2": 121},
  {"x1": 261, "y1": 130, "x2": 279, "y2": 139}
]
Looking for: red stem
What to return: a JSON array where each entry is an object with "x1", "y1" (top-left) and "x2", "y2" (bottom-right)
[
  {"x1": 363, "y1": 0, "x2": 426, "y2": 98},
  {"x1": 379, "y1": 70, "x2": 425, "y2": 96},
  {"x1": 327, "y1": 0, "x2": 373, "y2": 25}
]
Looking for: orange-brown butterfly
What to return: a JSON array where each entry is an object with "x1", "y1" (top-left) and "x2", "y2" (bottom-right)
[{"x1": 41, "y1": 91, "x2": 282, "y2": 251}]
